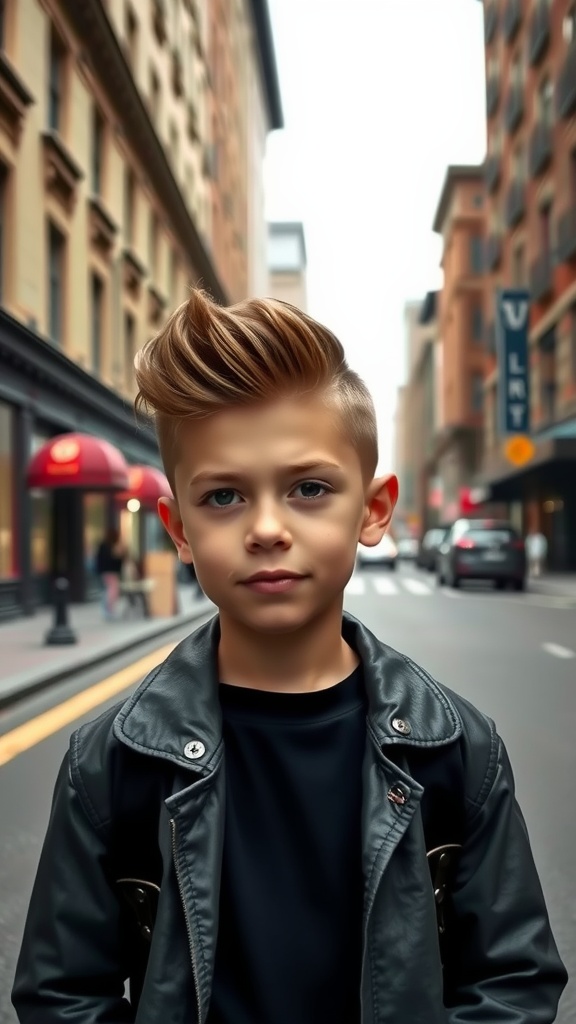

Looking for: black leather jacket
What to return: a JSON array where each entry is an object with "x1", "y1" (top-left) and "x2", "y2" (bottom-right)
[{"x1": 13, "y1": 615, "x2": 567, "y2": 1023}]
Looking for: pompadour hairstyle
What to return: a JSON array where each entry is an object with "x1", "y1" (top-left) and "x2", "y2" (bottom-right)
[{"x1": 135, "y1": 289, "x2": 378, "y2": 485}]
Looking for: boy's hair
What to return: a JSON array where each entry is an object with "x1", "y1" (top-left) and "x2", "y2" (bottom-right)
[{"x1": 135, "y1": 289, "x2": 378, "y2": 488}]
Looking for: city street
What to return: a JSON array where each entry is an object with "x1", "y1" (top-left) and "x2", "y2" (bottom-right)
[{"x1": 0, "y1": 569, "x2": 574, "y2": 1022}]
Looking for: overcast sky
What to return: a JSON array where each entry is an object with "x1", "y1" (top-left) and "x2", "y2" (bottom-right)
[{"x1": 264, "y1": 0, "x2": 487, "y2": 468}]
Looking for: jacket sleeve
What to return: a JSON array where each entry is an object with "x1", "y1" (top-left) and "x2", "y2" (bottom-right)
[
  {"x1": 12, "y1": 752, "x2": 133, "y2": 1024},
  {"x1": 444, "y1": 731, "x2": 568, "y2": 1022}
]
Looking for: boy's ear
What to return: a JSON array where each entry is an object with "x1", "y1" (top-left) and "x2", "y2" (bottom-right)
[
  {"x1": 157, "y1": 497, "x2": 193, "y2": 563},
  {"x1": 359, "y1": 474, "x2": 399, "y2": 548}
]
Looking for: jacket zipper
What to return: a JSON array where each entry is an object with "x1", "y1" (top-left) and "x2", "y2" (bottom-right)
[{"x1": 170, "y1": 817, "x2": 203, "y2": 1024}]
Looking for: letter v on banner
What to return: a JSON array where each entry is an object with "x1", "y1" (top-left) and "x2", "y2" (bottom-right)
[{"x1": 496, "y1": 289, "x2": 531, "y2": 437}]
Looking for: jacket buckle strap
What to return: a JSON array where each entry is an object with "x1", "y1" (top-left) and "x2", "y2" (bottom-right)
[
  {"x1": 116, "y1": 878, "x2": 160, "y2": 943},
  {"x1": 426, "y1": 844, "x2": 462, "y2": 936}
]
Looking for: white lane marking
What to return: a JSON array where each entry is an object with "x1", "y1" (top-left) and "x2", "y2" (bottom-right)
[
  {"x1": 373, "y1": 575, "x2": 399, "y2": 596},
  {"x1": 541, "y1": 642, "x2": 575, "y2": 660},
  {"x1": 402, "y1": 578, "x2": 432, "y2": 597},
  {"x1": 345, "y1": 576, "x2": 366, "y2": 596}
]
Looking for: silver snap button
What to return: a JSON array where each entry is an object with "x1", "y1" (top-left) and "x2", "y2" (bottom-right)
[
  {"x1": 387, "y1": 784, "x2": 409, "y2": 806},
  {"x1": 184, "y1": 740, "x2": 206, "y2": 760},
  {"x1": 392, "y1": 717, "x2": 411, "y2": 736}
]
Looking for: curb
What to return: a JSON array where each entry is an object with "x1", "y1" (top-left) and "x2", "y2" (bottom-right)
[{"x1": 0, "y1": 601, "x2": 214, "y2": 711}]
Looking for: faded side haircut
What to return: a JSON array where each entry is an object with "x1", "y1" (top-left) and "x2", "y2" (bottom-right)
[{"x1": 135, "y1": 289, "x2": 378, "y2": 485}]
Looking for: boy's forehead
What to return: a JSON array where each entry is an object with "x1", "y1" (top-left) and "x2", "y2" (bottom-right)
[{"x1": 174, "y1": 396, "x2": 360, "y2": 479}]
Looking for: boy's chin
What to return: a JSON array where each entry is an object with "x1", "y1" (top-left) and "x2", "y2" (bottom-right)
[{"x1": 223, "y1": 602, "x2": 337, "y2": 636}]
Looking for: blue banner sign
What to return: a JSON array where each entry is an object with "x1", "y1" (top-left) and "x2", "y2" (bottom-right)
[{"x1": 496, "y1": 289, "x2": 530, "y2": 436}]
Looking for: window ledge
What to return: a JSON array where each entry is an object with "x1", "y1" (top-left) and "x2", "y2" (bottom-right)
[
  {"x1": 0, "y1": 51, "x2": 34, "y2": 144},
  {"x1": 42, "y1": 130, "x2": 84, "y2": 212},
  {"x1": 122, "y1": 247, "x2": 147, "y2": 297},
  {"x1": 148, "y1": 282, "x2": 168, "y2": 325},
  {"x1": 88, "y1": 195, "x2": 118, "y2": 257}
]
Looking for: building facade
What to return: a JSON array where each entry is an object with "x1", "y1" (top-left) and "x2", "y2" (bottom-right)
[
  {"x1": 480, "y1": 0, "x2": 576, "y2": 569},
  {"x1": 267, "y1": 221, "x2": 308, "y2": 310},
  {"x1": 431, "y1": 165, "x2": 488, "y2": 523},
  {"x1": 0, "y1": 0, "x2": 281, "y2": 618},
  {"x1": 393, "y1": 294, "x2": 441, "y2": 537}
]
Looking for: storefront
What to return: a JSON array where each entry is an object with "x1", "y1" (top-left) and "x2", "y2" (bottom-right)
[
  {"x1": 0, "y1": 308, "x2": 164, "y2": 620},
  {"x1": 480, "y1": 419, "x2": 576, "y2": 571}
]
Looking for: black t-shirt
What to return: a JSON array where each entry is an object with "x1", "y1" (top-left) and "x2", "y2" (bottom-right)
[{"x1": 207, "y1": 666, "x2": 367, "y2": 1024}]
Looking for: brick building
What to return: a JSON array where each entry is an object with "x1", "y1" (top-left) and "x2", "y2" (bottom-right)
[
  {"x1": 431, "y1": 166, "x2": 488, "y2": 522},
  {"x1": 0, "y1": 0, "x2": 281, "y2": 618},
  {"x1": 480, "y1": 0, "x2": 576, "y2": 569}
]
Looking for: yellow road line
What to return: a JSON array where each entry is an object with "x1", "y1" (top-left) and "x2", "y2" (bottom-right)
[{"x1": 0, "y1": 643, "x2": 176, "y2": 768}]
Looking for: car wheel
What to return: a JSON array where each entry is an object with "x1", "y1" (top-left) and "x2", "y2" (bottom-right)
[
  {"x1": 450, "y1": 574, "x2": 460, "y2": 589},
  {"x1": 495, "y1": 579, "x2": 506, "y2": 591},
  {"x1": 390, "y1": 562, "x2": 397, "y2": 571},
  {"x1": 514, "y1": 578, "x2": 525, "y2": 592}
]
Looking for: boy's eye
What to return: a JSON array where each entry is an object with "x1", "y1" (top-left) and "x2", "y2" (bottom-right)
[
  {"x1": 293, "y1": 481, "x2": 328, "y2": 500},
  {"x1": 206, "y1": 489, "x2": 240, "y2": 507}
]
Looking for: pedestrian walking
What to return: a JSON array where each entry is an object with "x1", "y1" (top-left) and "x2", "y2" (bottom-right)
[
  {"x1": 13, "y1": 291, "x2": 567, "y2": 1023},
  {"x1": 526, "y1": 529, "x2": 548, "y2": 577},
  {"x1": 94, "y1": 527, "x2": 126, "y2": 621}
]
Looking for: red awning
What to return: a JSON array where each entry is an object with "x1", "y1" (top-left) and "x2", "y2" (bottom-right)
[
  {"x1": 116, "y1": 465, "x2": 173, "y2": 509},
  {"x1": 26, "y1": 433, "x2": 130, "y2": 490}
]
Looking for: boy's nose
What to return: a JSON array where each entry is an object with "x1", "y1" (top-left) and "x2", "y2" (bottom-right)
[{"x1": 245, "y1": 503, "x2": 292, "y2": 550}]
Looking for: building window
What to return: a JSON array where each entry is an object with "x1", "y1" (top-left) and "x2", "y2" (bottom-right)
[
  {"x1": 511, "y1": 53, "x2": 523, "y2": 89},
  {"x1": 539, "y1": 203, "x2": 553, "y2": 256},
  {"x1": 563, "y1": 6, "x2": 576, "y2": 45},
  {"x1": 124, "y1": 169, "x2": 135, "y2": 246},
  {"x1": 169, "y1": 121, "x2": 179, "y2": 169},
  {"x1": 0, "y1": 0, "x2": 6, "y2": 51},
  {"x1": 47, "y1": 222, "x2": 65, "y2": 345},
  {"x1": 125, "y1": 4, "x2": 138, "y2": 71},
  {"x1": 538, "y1": 77, "x2": 554, "y2": 126},
  {"x1": 541, "y1": 379, "x2": 556, "y2": 422},
  {"x1": 569, "y1": 149, "x2": 576, "y2": 202},
  {"x1": 91, "y1": 106, "x2": 105, "y2": 196},
  {"x1": 471, "y1": 304, "x2": 483, "y2": 342},
  {"x1": 149, "y1": 66, "x2": 161, "y2": 126},
  {"x1": 91, "y1": 273, "x2": 104, "y2": 374},
  {"x1": 513, "y1": 244, "x2": 526, "y2": 287},
  {"x1": 0, "y1": 163, "x2": 7, "y2": 304},
  {"x1": 0, "y1": 401, "x2": 14, "y2": 579},
  {"x1": 571, "y1": 307, "x2": 576, "y2": 382},
  {"x1": 48, "y1": 29, "x2": 65, "y2": 132},
  {"x1": 471, "y1": 373, "x2": 484, "y2": 413},
  {"x1": 149, "y1": 211, "x2": 158, "y2": 276},
  {"x1": 513, "y1": 142, "x2": 526, "y2": 181},
  {"x1": 124, "y1": 311, "x2": 136, "y2": 384},
  {"x1": 469, "y1": 235, "x2": 484, "y2": 274}
]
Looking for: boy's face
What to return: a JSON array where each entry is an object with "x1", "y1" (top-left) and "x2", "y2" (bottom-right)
[{"x1": 159, "y1": 394, "x2": 397, "y2": 636}]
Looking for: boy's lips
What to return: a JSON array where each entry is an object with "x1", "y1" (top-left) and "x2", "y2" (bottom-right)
[
  {"x1": 241, "y1": 570, "x2": 309, "y2": 594},
  {"x1": 242, "y1": 570, "x2": 306, "y2": 583}
]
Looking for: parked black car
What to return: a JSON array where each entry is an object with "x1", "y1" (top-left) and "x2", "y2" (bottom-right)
[
  {"x1": 416, "y1": 527, "x2": 450, "y2": 572},
  {"x1": 436, "y1": 519, "x2": 526, "y2": 591}
]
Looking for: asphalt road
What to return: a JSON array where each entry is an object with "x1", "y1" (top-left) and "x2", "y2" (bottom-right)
[{"x1": 0, "y1": 570, "x2": 574, "y2": 1022}]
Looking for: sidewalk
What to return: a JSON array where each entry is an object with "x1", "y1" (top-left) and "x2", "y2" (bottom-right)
[
  {"x1": 0, "y1": 587, "x2": 214, "y2": 709},
  {"x1": 527, "y1": 574, "x2": 576, "y2": 599}
]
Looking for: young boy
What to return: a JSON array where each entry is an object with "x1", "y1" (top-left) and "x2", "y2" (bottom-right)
[{"x1": 13, "y1": 291, "x2": 567, "y2": 1023}]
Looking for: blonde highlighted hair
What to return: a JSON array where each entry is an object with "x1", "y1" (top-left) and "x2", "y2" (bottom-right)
[{"x1": 135, "y1": 289, "x2": 378, "y2": 485}]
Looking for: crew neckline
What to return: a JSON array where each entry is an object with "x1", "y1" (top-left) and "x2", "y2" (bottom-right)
[{"x1": 218, "y1": 665, "x2": 365, "y2": 723}]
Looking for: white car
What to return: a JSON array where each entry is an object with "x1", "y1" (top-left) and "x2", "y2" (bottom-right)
[{"x1": 356, "y1": 534, "x2": 398, "y2": 570}]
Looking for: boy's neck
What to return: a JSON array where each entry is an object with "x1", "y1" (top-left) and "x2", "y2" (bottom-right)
[{"x1": 217, "y1": 605, "x2": 359, "y2": 693}]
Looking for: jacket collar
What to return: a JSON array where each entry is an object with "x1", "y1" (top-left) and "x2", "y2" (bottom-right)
[{"x1": 113, "y1": 614, "x2": 462, "y2": 771}]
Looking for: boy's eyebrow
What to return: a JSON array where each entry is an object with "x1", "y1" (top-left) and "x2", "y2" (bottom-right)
[{"x1": 189, "y1": 462, "x2": 344, "y2": 486}]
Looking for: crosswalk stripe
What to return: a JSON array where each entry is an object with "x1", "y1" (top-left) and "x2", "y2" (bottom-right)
[
  {"x1": 345, "y1": 576, "x2": 366, "y2": 595},
  {"x1": 373, "y1": 575, "x2": 399, "y2": 596},
  {"x1": 402, "y1": 578, "x2": 432, "y2": 597}
]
